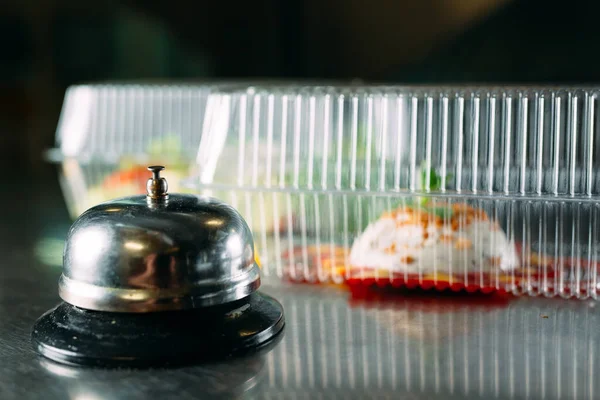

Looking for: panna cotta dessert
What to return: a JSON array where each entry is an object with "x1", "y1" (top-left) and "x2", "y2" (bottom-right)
[{"x1": 349, "y1": 202, "x2": 520, "y2": 275}]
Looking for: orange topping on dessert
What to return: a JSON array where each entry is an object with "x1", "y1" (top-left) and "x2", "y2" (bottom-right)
[{"x1": 454, "y1": 238, "x2": 473, "y2": 250}]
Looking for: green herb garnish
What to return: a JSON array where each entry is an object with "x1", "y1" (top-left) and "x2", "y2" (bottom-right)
[
  {"x1": 419, "y1": 161, "x2": 453, "y2": 192},
  {"x1": 415, "y1": 162, "x2": 453, "y2": 210}
]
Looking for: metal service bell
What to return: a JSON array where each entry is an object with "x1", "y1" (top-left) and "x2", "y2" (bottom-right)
[{"x1": 32, "y1": 166, "x2": 284, "y2": 367}]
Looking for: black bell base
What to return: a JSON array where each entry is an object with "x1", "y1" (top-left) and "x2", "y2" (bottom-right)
[{"x1": 31, "y1": 292, "x2": 284, "y2": 368}]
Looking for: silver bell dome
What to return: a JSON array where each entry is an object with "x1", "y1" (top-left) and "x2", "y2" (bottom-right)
[{"x1": 59, "y1": 166, "x2": 260, "y2": 312}]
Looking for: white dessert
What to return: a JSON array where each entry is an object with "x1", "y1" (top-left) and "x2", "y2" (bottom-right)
[{"x1": 349, "y1": 203, "x2": 519, "y2": 274}]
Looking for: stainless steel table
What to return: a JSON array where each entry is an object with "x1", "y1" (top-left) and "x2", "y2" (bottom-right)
[{"x1": 1, "y1": 175, "x2": 598, "y2": 400}]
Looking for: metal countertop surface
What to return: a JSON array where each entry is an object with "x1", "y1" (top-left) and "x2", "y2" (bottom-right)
[{"x1": 1, "y1": 176, "x2": 598, "y2": 400}]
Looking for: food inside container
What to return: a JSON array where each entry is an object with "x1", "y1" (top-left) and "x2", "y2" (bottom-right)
[
  {"x1": 348, "y1": 201, "x2": 519, "y2": 276},
  {"x1": 345, "y1": 166, "x2": 519, "y2": 284}
]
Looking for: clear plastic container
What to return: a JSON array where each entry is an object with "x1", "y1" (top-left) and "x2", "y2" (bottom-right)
[
  {"x1": 192, "y1": 85, "x2": 600, "y2": 299},
  {"x1": 49, "y1": 82, "x2": 213, "y2": 217}
]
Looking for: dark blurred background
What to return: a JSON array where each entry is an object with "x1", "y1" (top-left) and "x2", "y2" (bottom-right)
[{"x1": 3, "y1": 0, "x2": 600, "y2": 180}]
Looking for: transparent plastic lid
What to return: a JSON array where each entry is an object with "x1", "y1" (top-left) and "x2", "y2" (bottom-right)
[
  {"x1": 194, "y1": 85, "x2": 600, "y2": 298},
  {"x1": 196, "y1": 85, "x2": 600, "y2": 196},
  {"x1": 49, "y1": 82, "x2": 217, "y2": 218},
  {"x1": 50, "y1": 83, "x2": 213, "y2": 162}
]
